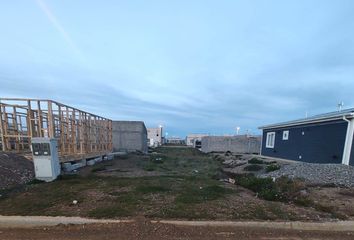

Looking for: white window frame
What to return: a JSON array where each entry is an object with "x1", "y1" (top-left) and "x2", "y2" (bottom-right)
[
  {"x1": 282, "y1": 130, "x2": 289, "y2": 140},
  {"x1": 266, "y1": 132, "x2": 275, "y2": 148}
]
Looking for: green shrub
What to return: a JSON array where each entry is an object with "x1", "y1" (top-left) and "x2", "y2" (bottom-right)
[
  {"x1": 265, "y1": 164, "x2": 281, "y2": 172},
  {"x1": 237, "y1": 175, "x2": 279, "y2": 200},
  {"x1": 244, "y1": 164, "x2": 263, "y2": 171},
  {"x1": 248, "y1": 158, "x2": 264, "y2": 164}
]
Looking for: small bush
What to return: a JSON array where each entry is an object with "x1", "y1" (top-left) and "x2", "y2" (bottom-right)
[
  {"x1": 244, "y1": 164, "x2": 263, "y2": 172},
  {"x1": 266, "y1": 164, "x2": 281, "y2": 172},
  {"x1": 237, "y1": 176, "x2": 279, "y2": 200},
  {"x1": 248, "y1": 158, "x2": 264, "y2": 164}
]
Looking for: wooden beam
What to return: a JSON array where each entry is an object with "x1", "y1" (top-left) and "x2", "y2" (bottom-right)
[{"x1": 0, "y1": 104, "x2": 5, "y2": 151}]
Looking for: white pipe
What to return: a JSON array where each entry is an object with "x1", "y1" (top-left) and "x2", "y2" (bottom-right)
[{"x1": 342, "y1": 114, "x2": 354, "y2": 165}]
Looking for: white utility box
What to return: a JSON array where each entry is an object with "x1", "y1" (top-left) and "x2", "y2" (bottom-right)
[{"x1": 31, "y1": 137, "x2": 61, "y2": 182}]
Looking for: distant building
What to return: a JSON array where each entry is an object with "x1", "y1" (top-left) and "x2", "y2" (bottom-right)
[
  {"x1": 201, "y1": 135, "x2": 261, "y2": 153},
  {"x1": 166, "y1": 137, "x2": 185, "y2": 145},
  {"x1": 147, "y1": 126, "x2": 163, "y2": 147},
  {"x1": 186, "y1": 134, "x2": 209, "y2": 148},
  {"x1": 112, "y1": 121, "x2": 148, "y2": 153},
  {"x1": 259, "y1": 108, "x2": 354, "y2": 166}
]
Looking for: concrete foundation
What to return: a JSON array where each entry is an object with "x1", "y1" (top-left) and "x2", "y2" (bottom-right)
[
  {"x1": 61, "y1": 154, "x2": 113, "y2": 172},
  {"x1": 112, "y1": 121, "x2": 148, "y2": 153},
  {"x1": 201, "y1": 135, "x2": 261, "y2": 153}
]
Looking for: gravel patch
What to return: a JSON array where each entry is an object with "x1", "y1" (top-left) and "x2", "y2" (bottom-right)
[
  {"x1": 260, "y1": 163, "x2": 354, "y2": 187},
  {"x1": 0, "y1": 153, "x2": 34, "y2": 190}
]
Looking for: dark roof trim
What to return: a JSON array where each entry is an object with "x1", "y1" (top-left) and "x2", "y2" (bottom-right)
[{"x1": 259, "y1": 109, "x2": 354, "y2": 130}]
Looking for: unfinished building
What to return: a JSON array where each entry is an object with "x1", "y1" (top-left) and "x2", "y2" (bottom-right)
[
  {"x1": 147, "y1": 126, "x2": 163, "y2": 147},
  {"x1": 112, "y1": 121, "x2": 148, "y2": 153},
  {"x1": 201, "y1": 135, "x2": 261, "y2": 154},
  {"x1": 0, "y1": 98, "x2": 112, "y2": 162}
]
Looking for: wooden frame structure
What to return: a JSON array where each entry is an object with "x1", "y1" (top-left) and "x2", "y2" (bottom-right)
[{"x1": 0, "y1": 98, "x2": 112, "y2": 162}]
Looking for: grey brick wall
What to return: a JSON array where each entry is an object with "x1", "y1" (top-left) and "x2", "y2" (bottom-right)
[
  {"x1": 112, "y1": 121, "x2": 148, "y2": 153},
  {"x1": 201, "y1": 135, "x2": 261, "y2": 153}
]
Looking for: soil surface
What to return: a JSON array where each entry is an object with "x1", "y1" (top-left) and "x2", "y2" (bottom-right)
[
  {"x1": 1, "y1": 147, "x2": 354, "y2": 222},
  {"x1": 1, "y1": 220, "x2": 354, "y2": 240},
  {"x1": 0, "y1": 153, "x2": 34, "y2": 190}
]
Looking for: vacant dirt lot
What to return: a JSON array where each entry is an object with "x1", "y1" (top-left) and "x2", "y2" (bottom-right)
[
  {"x1": 0, "y1": 147, "x2": 354, "y2": 221},
  {"x1": 1, "y1": 221, "x2": 354, "y2": 240}
]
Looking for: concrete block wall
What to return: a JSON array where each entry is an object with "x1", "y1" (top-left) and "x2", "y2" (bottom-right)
[
  {"x1": 201, "y1": 135, "x2": 261, "y2": 153},
  {"x1": 112, "y1": 121, "x2": 148, "y2": 153}
]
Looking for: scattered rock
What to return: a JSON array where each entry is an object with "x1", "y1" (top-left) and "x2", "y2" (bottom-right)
[
  {"x1": 0, "y1": 153, "x2": 34, "y2": 190},
  {"x1": 261, "y1": 163, "x2": 354, "y2": 187},
  {"x1": 228, "y1": 178, "x2": 236, "y2": 184}
]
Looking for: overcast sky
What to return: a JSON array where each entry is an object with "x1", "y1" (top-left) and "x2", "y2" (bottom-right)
[{"x1": 1, "y1": 0, "x2": 354, "y2": 137}]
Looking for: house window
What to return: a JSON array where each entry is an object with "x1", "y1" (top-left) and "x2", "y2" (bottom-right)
[
  {"x1": 282, "y1": 130, "x2": 289, "y2": 140},
  {"x1": 266, "y1": 132, "x2": 275, "y2": 148}
]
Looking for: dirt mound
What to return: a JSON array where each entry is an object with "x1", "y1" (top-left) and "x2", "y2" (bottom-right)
[{"x1": 0, "y1": 153, "x2": 34, "y2": 190}]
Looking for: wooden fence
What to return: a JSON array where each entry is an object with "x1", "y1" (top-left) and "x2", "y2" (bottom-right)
[{"x1": 0, "y1": 98, "x2": 112, "y2": 162}]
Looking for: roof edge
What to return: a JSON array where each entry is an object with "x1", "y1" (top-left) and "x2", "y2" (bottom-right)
[{"x1": 259, "y1": 113, "x2": 354, "y2": 130}]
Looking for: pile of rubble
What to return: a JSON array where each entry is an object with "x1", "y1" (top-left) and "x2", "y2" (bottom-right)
[{"x1": 0, "y1": 153, "x2": 34, "y2": 190}]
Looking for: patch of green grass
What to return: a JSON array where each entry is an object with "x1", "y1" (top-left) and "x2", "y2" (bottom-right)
[
  {"x1": 90, "y1": 162, "x2": 114, "y2": 173},
  {"x1": 294, "y1": 197, "x2": 313, "y2": 207},
  {"x1": 26, "y1": 179, "x2": 46, "y2": 185},
  {"x1": 0, "y1": 147, "x2": 224, "y2": 219},
  {"x1": 234, "y1": 175, "x2": 283, "y2": 201},
  {"x1": 143, "y1": 165, "x2": 156, "y2": 171},
  {"x1": 135, "y1": 185, "x2": 170, "y2": 194},
  {"x1": 265, "y1": 164, "x2": 281, "y2": 173},
  {"x1": 248, "y1": 158, "x2": 264, "y2": 164},
  {"x1": 244, "y1": 164, "x2": 263, "y2": 172},
  {"x1": 175, "y1": 185, "x2": 232, "y2": 204},
  {"x1": 91, "y1": 166, "x2": 106, "y2": 172},
  {"x1": 88, "y1": 205, "x2": 133, "y2": 218},
  {"x1": 231, "y1": 174, "x2": 311, "y2": 203}
]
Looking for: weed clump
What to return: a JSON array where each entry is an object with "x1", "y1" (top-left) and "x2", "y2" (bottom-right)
[
  {"x1": 265, "y1": 164, "x2": 281, "y2": 173},
  {"x1": 248, "y1": 158, "x2": 264, "y2": 164},
  {"x1": 233, "y1": 174, "x2": 307, "y2": 202},
  {"x1": 244, "y1": 164, "x2": 263, "y2": 172}
]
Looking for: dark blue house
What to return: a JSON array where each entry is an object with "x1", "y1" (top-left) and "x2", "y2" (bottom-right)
[{"x1": 259, "y1": 109, "x2": 354, "y2": 166}]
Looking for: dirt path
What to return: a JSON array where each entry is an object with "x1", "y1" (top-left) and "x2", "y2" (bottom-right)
[
  {"x1": 1, "y1": 220, "x2": 354, "y2": 240},
  {"x1": 1, "y1": 216, "x2": 354, "y2": 239},
  {"x1": 0, "y1": 216, "x2": 132, "y2": 228}
]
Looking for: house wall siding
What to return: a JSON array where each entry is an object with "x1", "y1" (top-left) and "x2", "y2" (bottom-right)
[{"x1": 261, "y1": 120, "x2": 348, "y2": 164}]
